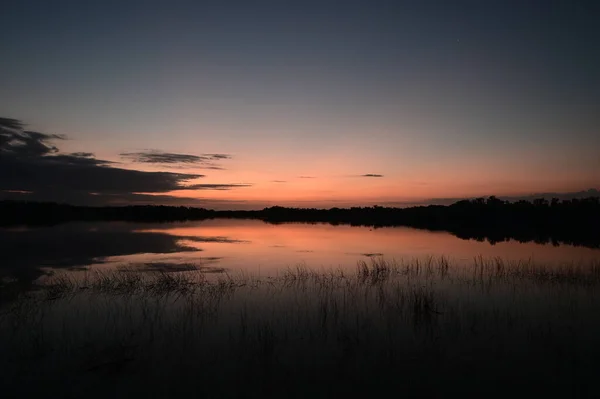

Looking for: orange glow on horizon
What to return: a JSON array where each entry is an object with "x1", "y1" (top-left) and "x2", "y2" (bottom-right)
[{"x1": 87, "y1": 142, "x2": 599, "y2": 209}]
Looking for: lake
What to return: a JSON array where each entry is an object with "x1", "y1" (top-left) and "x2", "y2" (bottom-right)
[
  {"x1": 2, "y1": 219, "x2": 599, "y2": 285},
  {"x1": 2, "y1": 219, "x2": 600, "y2": 398}
]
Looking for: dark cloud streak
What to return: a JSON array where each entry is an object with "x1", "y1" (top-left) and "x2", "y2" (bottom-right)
[
  {"x1": 361, "y1": 174, "x2": 384, "y2": 178},
  {"x1": 120, "y1": 150, "x2": 231, "y2": 169},
  {"x1": 0, "y1": 118, "x2": 250, "y2": 206},
  {"x1": 186, "y1": 183, "x2": 252, "y2": 190}
]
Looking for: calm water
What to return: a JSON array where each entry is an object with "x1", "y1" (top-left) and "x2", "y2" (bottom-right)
[
  {"x1": 2, "y1": 219, "x2": 599, "y2": 284},
  {"x1": 3, "y1": 219, "x2": 600, "y2": 398}
]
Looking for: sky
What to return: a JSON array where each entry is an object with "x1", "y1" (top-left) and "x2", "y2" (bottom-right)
[{"x1": 1, "y1": 0, "x2": 599, "y2": 209}]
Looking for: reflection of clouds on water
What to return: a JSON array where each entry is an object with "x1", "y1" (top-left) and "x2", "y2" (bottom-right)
[
  {"x1": 344, "y1": 252, "x2": 385, "y2": 258},
  {"x1": 3, "y1": 220, "x2": 599, "y2": 292},
  {"x1": 0, "y1": 222, "x2": 241, "y2": 285},
  {"x1": 178, "y1": 236, "x2": 248, "y2": 244},
  {"x1": 362, "y1": 253, "x2": 384, "y2": 258}
]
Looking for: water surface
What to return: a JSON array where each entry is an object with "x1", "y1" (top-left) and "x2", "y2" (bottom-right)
[
  {"x1": 2, "y1": 219, "x2": 600, "y2": 398},
  {"x1": 2, "y1": 219, "x2": 599, "y2": 285}
]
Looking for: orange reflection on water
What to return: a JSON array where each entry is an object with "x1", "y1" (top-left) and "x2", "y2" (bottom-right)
[{"x1": 126, "y1": 220, "x2": 600, "y2": 274}]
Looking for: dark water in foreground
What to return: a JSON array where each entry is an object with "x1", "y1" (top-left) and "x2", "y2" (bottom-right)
[
  {"x1": 1, "y1": 220, "x2": 600, "y2": 398},
  {"x1": 1, "y1": 219, "x2": 599, "y2": 284}
]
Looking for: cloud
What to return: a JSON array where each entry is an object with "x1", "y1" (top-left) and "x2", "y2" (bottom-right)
[
  {"x1": 361, "y1": 174, "x2": 384, "y2": 178},
  {"x1": 0, "y1": 117, "x2": 24, "y2": 131},
  {"x1": 70, "y1": 152, "x2": 95, "y2": 158},
  {"x1": 205, "y1": 154, "x2": 231, "y2": 160},
  {"x1": 0, "y1": 127, "x2": 65, "y2": 158},
  {"x1": 0, "y1": 117, "x2": 251, "y2": 206},
  {"x1": 46, "y1": 153, "x2": 115, "y2": 167},
  {"x1": 186, "y1": 183, "x2": 252, "y2": 190},
  {"x1": 298, "y1": 176, "x2": 316, "y2": 179},
  {"x1": 120, "y1": 150, "x2": 231, "y2": 169},
  {"x1": 271, "y1": 180, "x2": 287, "y2": 183}
]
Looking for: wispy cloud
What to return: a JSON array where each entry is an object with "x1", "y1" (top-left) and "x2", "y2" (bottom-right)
[
  {"x1": 271, "y1": 180, "x2": 287, "y2": 183},
  {"x1": 0, "y1": 117, "x2": 250, "y2": 206},
  {"x1": 298, "y1": 176, "x2": 316, "y2": 179},
  {"x1": 360, "y1": 174, "x2": 384, "y2": 178},
  {"x1": 186, "y1": 183, "x2": 252, "y2": 190},
  {"x1": 205, "y1": 153, "x2": 231, "y2": 160},
  {"x1": 120, "y1": 150, "x2": 231, "y2": 169}
]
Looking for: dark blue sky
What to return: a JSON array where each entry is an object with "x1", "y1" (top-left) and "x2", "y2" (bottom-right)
[{"x1": 1, "y1": 0, "x2": 599, "y2": 207}]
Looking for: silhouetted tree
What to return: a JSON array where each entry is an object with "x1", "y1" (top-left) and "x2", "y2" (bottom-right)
[{"x1": 1, "y1": 195, "x2": 599, "y2": 248}]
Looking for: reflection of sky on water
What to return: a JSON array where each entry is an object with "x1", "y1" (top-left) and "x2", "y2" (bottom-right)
[{"x1": 2, "y1": 219, "x2": 599, "y2": 286}]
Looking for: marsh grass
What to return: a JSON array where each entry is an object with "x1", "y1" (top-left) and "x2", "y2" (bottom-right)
[{"x1": 1, "y1": 256, "x2": 600, "y2": 398}]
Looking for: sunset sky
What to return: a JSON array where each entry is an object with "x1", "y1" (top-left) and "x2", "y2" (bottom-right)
[{"x1": 1, "y1": 0, "x2": 598, "y2": 209}]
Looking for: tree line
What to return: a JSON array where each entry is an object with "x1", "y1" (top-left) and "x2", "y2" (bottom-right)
[{"x1": 1, "y1": 196, "x2": 599, "y2": 248}]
